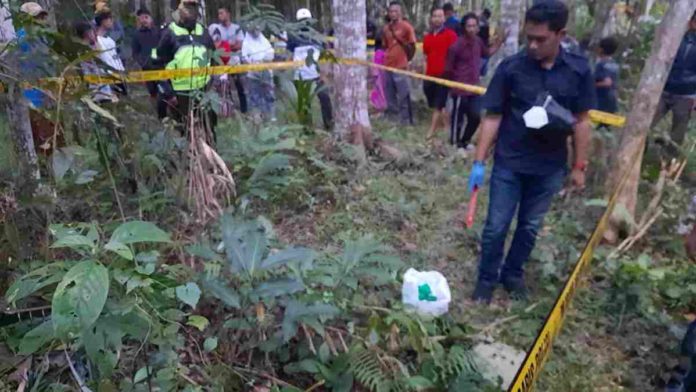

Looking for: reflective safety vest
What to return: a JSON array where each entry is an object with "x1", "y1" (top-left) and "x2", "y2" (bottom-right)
[{"x1": 167, "y1": 22, "x2": 210, "y2": 91}]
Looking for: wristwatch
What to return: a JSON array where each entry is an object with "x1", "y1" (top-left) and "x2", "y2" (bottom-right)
[{"x1": 573, "y1": 161, "x2": 588, "y2": 172}]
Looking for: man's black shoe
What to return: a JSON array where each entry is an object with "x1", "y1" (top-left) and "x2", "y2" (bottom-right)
[
  {"x1": 472, "y1": 280, "x2": 495, "y2": 303},
  {"x1": 502, "y1": 276, "x2": 528, "y2": 301}
]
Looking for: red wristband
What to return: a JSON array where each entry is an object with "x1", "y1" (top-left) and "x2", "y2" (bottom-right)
[{"x1": 573, "y1": 161, "x2": 588, "y2": 172}]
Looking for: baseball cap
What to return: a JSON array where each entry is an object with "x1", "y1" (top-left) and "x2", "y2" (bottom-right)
[
  {"x1": 20, "y1": 2, "x2": 47, "y2": 17},
  {"x1": 296, "y1": 8, "x2": 312, "y2": 20}
]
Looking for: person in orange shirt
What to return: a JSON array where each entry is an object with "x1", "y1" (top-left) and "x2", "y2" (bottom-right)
[{"x1": 382, "y1": 1, "x2": 416, "y2": 125}]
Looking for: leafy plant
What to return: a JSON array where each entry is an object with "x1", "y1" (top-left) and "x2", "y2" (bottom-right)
[{"x1": 2, "y1": 220, "x2": 202, "y2": 387}]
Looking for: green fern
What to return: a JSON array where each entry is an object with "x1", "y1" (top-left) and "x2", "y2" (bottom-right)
[
  {"x1": 350, "y1": 346, "x2": 390, "y2": 391},
  {"x1": 423, "y1": 344, "x2": 481, "y2": 387}
]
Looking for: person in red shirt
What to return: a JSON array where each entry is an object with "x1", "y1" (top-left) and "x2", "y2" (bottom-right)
[
  {"x1": 423, "y1": 6, "x2": 457, "y2": 143},
  {"x1": 382, "y1": 1, "x2": 417, "y2": 125},
  {"x1": 444, "y1": 13, "x2": 505, "y2": 152}
]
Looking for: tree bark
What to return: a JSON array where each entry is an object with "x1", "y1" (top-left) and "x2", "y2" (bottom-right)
[
  {"x1": 331, "y1": 0, "x2": 373, "y2": 154},
  {"x1": 565, "y1": 0, "x2": 576, "y2": 34},
  {"x1": 489, "y1": 0, "x2": 522, "y2": 72},
  {"x1": 3, "y1": 84, "x2": 40, "y2": 194},
  {"x1": 603, "y1": 0, "x2": 696, "y2": 243},
  {"x1": 589, "y1": 0, "x2": 615, "y2": 48}
]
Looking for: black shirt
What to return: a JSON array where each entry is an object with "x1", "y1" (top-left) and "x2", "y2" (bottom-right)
[
  {"x1": 132, "y1": 26, "x2": 161, "y2": 69},
  {"x1": 594, "y1": 58, "x2": 619, "y2": 113},
  {"x1": 482, "y1": 48, "x2": 596, "y2": 174},
  {"x1": 665, "y1": 31, "x2": 696, "y2": 96}
]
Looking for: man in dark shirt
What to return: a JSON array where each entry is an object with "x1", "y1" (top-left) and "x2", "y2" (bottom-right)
[
  {"x1": 468, "y1": 0, "x2": 596, "y2": 302},
  {"x1": 652, "y1": 11, "x2": 696, "y2": 156},
  {"x1": 131, "y1": 8, "x2": 166, "y2": 118},
  {"x1": 594, "y1": 36, "x2": 620, "y2": 114},
  {"x1": 443, "y1": 3, "x2": 460, "y2": 35},
  {"x1": 478, "y1": 8, "x2": 491, "y2": 76}
]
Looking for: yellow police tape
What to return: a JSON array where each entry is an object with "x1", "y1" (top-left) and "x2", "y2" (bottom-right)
[
  {"x1": 507, "y1": 148, "x2": 638, "y2": 392},
  {"x1": 47, "y1": 58, "x2": 625, "y2": 127}
]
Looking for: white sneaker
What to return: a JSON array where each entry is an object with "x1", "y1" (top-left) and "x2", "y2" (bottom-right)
[
  {"x1": 465, "y1": 144, "x2": 476, "y2": 152},
  {"x1": 456, "y1": 147, "x2": 468, "y2": 158}
]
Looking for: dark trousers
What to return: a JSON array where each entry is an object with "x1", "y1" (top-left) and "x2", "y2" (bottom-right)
[
  {"x1": 234, "y1": 75, "x2": 248, "y2": 114},
  {"x1": 313, "y1": 79, "x2": 334, "y2": 130},
  {"x1": 450, "y1": 95, "x2": 481, "y2": 148},
  {"x1": 652, "y1": 92, "x2": 693, "y2": 152},
  {"x1": 385, "y1": 72, "x2": 413, "y2": 125},
  {"x1": 477, "y1": 165, "x2": 566, "y2": 285},
  {"x1": 169, "y1": 92, "x2": 218, "y2": 144}
]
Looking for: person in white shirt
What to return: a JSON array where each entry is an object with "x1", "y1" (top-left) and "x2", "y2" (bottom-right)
[
  {"x1": 208, "y1": 7, "x2": 247, "y2": 113},
  {"x1": 287, "y1": 8, "x2": 333, "y2": 130},
  {"x1": 94, "y1": 5, "x2": 127, "y2": 95},
  {"x1": 241, "y1": 24, "x2": 275, "y2": 120}
]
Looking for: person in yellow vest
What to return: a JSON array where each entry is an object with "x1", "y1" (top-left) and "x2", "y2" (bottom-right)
[{"x1": 156, "y1": 0, "x2": 216, "y2": 140}]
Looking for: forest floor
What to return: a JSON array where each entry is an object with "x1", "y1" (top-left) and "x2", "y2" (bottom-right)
[
  {"x1": 0, "y1": 90, "x2": 694, "y2": 391},
  {"x1": 215, "y1": 103, "x2": 693, "y2": 391}
]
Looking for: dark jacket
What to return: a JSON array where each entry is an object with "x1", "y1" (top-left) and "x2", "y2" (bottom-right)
[
  {"x1": 132, "y1": 26, "x2": 161, "y2": 69},
  {"x1": 444, "y1": 35, "x2": 486, "y2": 96},
  {"x1": 665, "y1": 31, "x2": 696, "y2": 96}
]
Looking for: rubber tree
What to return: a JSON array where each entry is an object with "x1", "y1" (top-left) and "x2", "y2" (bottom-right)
[
  {"x1": 603, "y1": 0, "x2": 696, "y2": 243},
  {"x1": 331, "y1": 0, "x2": 373, "y2": 156},
  {"x1": 588, "y1": 0, "x2": 615, "y2": 47},
  {"x1": 489, "y1": 0, "x2": 522, "y2": 72},
  {"x1": 3, "y1": 85, "x2": 40, "y2": 194}
]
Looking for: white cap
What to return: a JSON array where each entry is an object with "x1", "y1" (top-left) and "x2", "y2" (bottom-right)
[
  {"x1": 20, "y1": 2, "x2": 47, "y2": 17},
  {"x1": 296, "y1": 8, "x2": 312, "y2": 20}
]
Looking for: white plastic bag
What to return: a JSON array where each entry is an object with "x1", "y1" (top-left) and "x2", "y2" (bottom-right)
[{"x1": 401, "y1": 268, "x2": 451, "y2": 317}]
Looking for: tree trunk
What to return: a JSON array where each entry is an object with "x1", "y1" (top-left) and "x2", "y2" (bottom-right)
[
  {"x1": 565, "y1": 0, "x2": 576, "y2": 34},
  {"x1": 3, "y1": 84, "x2": 40, "y2": 194},
  {"x1": 589, "y1": 0, "x2": 615, "y2": 48},
  {"x1": 489, "y1": 0, "x2": 522, "y2": 72},
  {"x1": 603, "y1": 0, "x2": 696, "y2": 243},
  {"x1": 331, "y1": 0, "x2": 373, "y2": 154}
]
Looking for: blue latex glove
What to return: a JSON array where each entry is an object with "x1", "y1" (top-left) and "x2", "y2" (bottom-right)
[{"x1": 468, "y1": 160, "x2": 486, "y2": 193}]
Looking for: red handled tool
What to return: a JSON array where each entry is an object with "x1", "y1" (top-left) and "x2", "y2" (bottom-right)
[{"x1": 466, "y1": 187, "x2": 479, "y2": 229}]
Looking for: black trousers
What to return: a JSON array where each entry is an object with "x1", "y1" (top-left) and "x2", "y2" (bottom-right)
[
  {"x1": 168, "y1": 92, "x2": 218, "y2": 145},
  {"x1": 234, "y1": 74, "x2": 248, "y2": 114},
  {"x1": 314, "y1": 79, "x2": 334, "y2": 130},
  {"x1": 450, "y1": 95, "x2": 481, "y2": 148}
]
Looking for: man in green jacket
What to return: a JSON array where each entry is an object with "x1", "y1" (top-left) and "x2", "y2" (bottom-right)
[{"x1": 157, "y1": 0, "x2": 216, "y2": 141}]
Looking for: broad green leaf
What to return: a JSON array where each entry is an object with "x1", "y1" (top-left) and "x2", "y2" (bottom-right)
[
  {"x1": 52, "y1": 148, "x2": 75, "y2": 180},
  {"x1": 133, "y1": 366, "x2": 152, "y2": 384},
  {"x1": 176, "y1": 282, "x2": 201, "y2": 309},
  {"x1": 135, "y1": 251, "x2": 159, "y2": 275},
  {"x1": 187, "y1": 315, "x2": 209, "y2": 331},
  {"x1": 284, "y1": 359, "x2": 320, "y2": 374},
  {"x1": 108, "y1": 221, "x2": 171, "y2": 245},
  {"x1": 200, "y1": 278, "x2": 241, "y2": 308},
  {"x1": 104, "y1": 240, "x2": 134, "y2": 260},
  {"x1": 221, "y1": 215, "x2": 268, "y2": 274},
  {"x1": 251, "y1": 278, "x2": 304, "y2": 300},
  {"x1": 186, "y1": 244, "x2": 222, "y2": 262},
  {"x1": 50, "y1": 234, "x2": 96, "y2": 252},
  {"x1": 5, "y1": 262, "x2": 69, "y2": 304},
  {"x1": 405, "y1": 376, "x2": 435, "y2": 390},
  {"x1": 259, "y1": 247, "x2": 315, "y2": 271},
  {"x1": 75, "y1": 169, "x2": 98, "y2": 184},
  {"x1": 52, "y1": 260, "x2": 109, "y2": 339},
  {"x1": 204, "y1": 337, "x2": 218, "y2": 352},
  {"x1": 249, "y1": 153, "x2": 291, "y2": 184},
  {"x1": 18, "y1": 320, "x2": 54, "y2": 354}
]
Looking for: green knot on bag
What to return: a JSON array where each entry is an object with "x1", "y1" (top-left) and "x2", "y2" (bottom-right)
[{"x1": 418, "y1": 283, "x2": 437, "y2": 301}]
